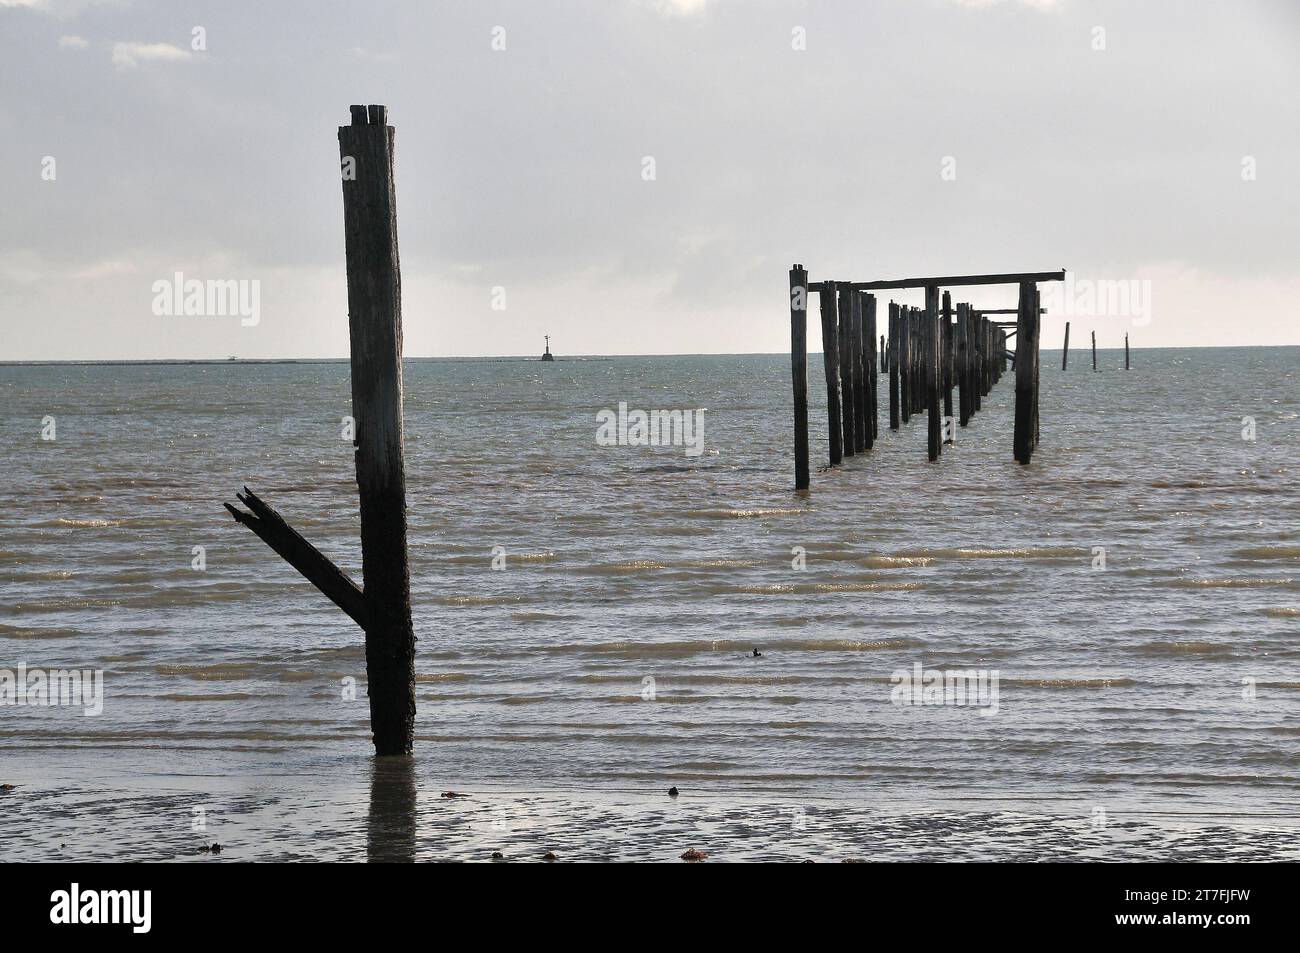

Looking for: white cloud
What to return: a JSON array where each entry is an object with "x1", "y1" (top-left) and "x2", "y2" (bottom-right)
[
  {"x1": 58, "y1": 34, "x2": 88, "y2": 50},
  {"x1": 111, "y1": 41, "x2": 191, "y2": 69}
]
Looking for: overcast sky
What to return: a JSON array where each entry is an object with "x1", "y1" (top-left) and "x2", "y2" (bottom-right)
[{"x1": 2, "y1": 0, "x2": 1297, "y2": 360}]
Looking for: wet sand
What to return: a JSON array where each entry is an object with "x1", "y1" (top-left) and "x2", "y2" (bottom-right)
[{"x1": 3, "y1": 753, "x2": 1297, "y2": 862}]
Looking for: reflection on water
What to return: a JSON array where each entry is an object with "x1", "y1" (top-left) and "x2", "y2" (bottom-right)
[{"x1": 367, "y1": 756, "x2": 416, "y2": 863}]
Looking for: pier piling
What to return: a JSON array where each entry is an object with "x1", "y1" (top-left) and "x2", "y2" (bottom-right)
[
  {"x1": 789, "y1": 264, "x2": 809, "y2": 490},
  {"x1": 888, "y1": 302, "x2": 900, "y2": 430},
  {"x1": 839, "y1": 284, "x2": 857, "y2": 457},
  {"x1": 847, "y1": 286, "x2": 864, "y2": 454},
  {"x1": 820, "y1": 284, "x2": 843, "y2": 465},
  {"x1": 1013, "y1": 282, "x2": 1041, "y2": 464}
]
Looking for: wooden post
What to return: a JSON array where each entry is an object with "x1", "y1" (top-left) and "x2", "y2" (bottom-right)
[
  {"x1": 820, "y1": 284, "x2": 843, "y2": 465},
  {"x1": 983, "y1": 317, "x2": 993, "y2": 397},
  {"x1": 914, "y1": 308, "x2": 924, "y2": 416},
  {"x1": 838, "y1": 283, "x2": 856, "y2": 457},
  {"x1": 941, "y1": 291, "x2": 954, "y2": 443},
  {"x1": 1029, "y1": 296, "x2": 1040, "y2": 447},
  {"x1": 865, "y1": 294, "x2": 878, "y2": 446},
  {"x1": 1062, "y1": 321, "x2": 1070, "y2": 370},
  {"x1": 1013, "y1": 282, "x2": 1040, "y2": 464},
  {"x1": 925, "y1": 286, "x2": 941, "y2": 460},
  {"x1": 338, "y1": 104, "x2": 416, "y2": 756},
  {"x1": 899, "y1": 306, "x2": 911, "y2": 424},
  {"x1": 888, "y1": 303, "x2": 900, "y2": 430},
  {"x1": 956, "y1": 303, "x2": 969, "y2": 427},
  {"x1": 225, "y1": 105, "x2": 416, "y2": 758},
  {"x1": 789, "y1": 265, "x2": 809, "y2": 491},
  {"x1": 1125, "y1": 332, "x2": 1130, "y2": 370},
  {"x1": 850, "y1": 286, "x2": 865, "y2": 454},
  {"x1": 1092, "y1": 330, "x2": 1097, "y2": 372},
  {"x1": 880, "y1": 334, "x2": 886, "y2": 374}
]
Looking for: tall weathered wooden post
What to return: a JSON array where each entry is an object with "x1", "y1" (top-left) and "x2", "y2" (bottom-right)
[
  {"x1": 820, "y1": 285, "x2": 843, "y2": 465},
  {"x1": 1013, "y1": 281, "x2": 1040, "y2": 464},
  {"x1": 899, "y1": 306, "x2": 911, "y2": 425},
  {"x1": 925, "y1": 285, "x2": 942, "y2": 461},
  {"x1": 1125, "y1": 332, "x2": 1130, "y2": 370},
  {"x1": 789, "y1": 265, "x2": 809, "y2": 491},
  {"x1": 227, "y1": 105, "x2": 416, "y2": 757},
  {"x1": 888, "y1": 302, "x2": 900, "y2": 430},
  {"x1": 840, "y1": 283, "x2": 858, "y2": 457},
  {"x1": 852, "y1": 291, "x2": 866, "y2": 453},
  {"x1": 864, "y1": 293, "x2": 878, "y2": 445},
  {"x1": 941, "y1": 291, "x2": 954, "y2": 443},
  {"x1": 956, "y1": 302, "x2": 969, "y2": 427},
  {"x1": 338, "y1": 104, "x2": 416, "y2": 756},
  {"x1": 1092, "y1": 330, "x2": 1097, "y2": 372},
  {"x1": 1062, "y1": 321, "x2": 1070, "y2": 370}
]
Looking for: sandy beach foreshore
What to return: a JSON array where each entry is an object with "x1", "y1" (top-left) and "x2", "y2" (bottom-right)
[{"x1": 3, "y1": 756, "x2": 1297, "y2": 863}]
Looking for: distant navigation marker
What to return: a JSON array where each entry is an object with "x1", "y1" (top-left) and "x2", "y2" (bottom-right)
[{"x1": 541, "y1": 334, "x2": 554, "y2": 362}]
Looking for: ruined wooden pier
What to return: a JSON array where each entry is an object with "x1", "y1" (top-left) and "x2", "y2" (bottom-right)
[{"x1": 789, "y1": 267, "x2": 1065, "y2": 488}]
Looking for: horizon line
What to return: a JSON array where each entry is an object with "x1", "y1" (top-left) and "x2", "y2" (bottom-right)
[{"x1": 2, "y1": 342, "x2": 1297, "y2": 367}]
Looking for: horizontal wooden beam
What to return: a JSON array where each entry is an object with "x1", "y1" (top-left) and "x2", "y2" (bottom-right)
[
  {"x1": 806, "y1": 271, "x2": 1066, "y2": 293},
  {"x1": 974, "y1": 308, "x2": 1047, "y2": 316},
  {"x1": 225, "y1": 487, "x2": 369, "y2": 629}
]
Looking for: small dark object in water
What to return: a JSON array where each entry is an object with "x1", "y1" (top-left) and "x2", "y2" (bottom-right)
[
  {"x1": 197, "y1": 843, "x2": 222, "y2": 854},
  {"x1": 0, "y1": 783, "x2": 15, "y2": 792},
  {"x1": 752, "y1": 648, "x2": 762, "y2": 658},
  {"x1": 542, "y1": 851, "x2": 557, "y2": 861},
  {"x1": 210, "y1": 843, "x2": 222, "y2": 854},
  {"x1": 680, "y1": 848, "x2": 708, "y2": 862},
  {"x1": 440, "y1": 791, "x2": 469, "y2": 799},
  {"x1": 668, "y1": 786, "x2": 679, "y2": 797},
  {"x1": 491, "y1": 851, "x2": 504, "y2": 860}
]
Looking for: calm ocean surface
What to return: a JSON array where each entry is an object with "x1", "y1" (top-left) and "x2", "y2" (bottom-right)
[{"x1": 1, "y1": 348, "x2": 1298, "y2": 860}]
